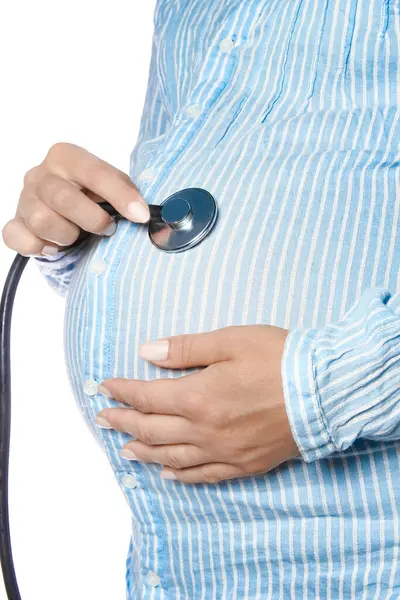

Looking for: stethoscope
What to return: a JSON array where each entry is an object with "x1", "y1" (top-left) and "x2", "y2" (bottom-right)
[{"x1": 0, "y1": 188, "x2": 218, "y2": 599}]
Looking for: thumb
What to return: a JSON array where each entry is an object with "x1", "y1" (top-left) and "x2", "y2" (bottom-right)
[{"x1": 138, "y1": 327, "x2": 236, "y2": 367}]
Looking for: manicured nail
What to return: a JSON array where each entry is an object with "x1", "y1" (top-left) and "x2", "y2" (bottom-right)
[
  {"x1": 95, "y1": 415, "x2": 113, "y2": 429},
  {"x1": 160, "y1": 470, "x2": 176, "y2": 480},
  {"x1": 98, "y1": 384, "x2": 113, "y2": 398},
  {"x1": 139, "y1": 339, "x2": 169, "y2": 361},
  {"x1": 41, "y1": 245, "x2": 59, "y2": 256},
  {"x1": 120, "y1": 449, "x2": 138, "y2": 461},
  {"x1": 102, "y1": 219, "x2": 117, "y2": 237},
  {"x1": 127, "y1": 201, "x2": 150, "y2": 223}
]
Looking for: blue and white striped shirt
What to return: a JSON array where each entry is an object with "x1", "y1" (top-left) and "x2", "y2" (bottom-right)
[{"x1": 35, "y1": 1, "x2": 400, "y2": 597}]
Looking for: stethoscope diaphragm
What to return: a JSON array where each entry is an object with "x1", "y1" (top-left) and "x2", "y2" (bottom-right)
[{"x1": 148, "y1": 188, "x2": 218, "y2": 252}]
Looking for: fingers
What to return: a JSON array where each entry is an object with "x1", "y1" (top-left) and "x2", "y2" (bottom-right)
[
  {"x1": 100, "y1": 372, "x2": 217, "y2": 423},
  {"x1": 18, "y1": 192, "x2": 81, "y2": 246},
  {"x1": 97, "y1": 409, "x2": 194, "y2": 446},
  {"x1": 160, "y1": 463, "x2": 244, "y2": 484},
  {"x1": 122, "y1": 442, "x2": 210, "y2": 469},
  {"x1": 43, "y1": 143, "x2": 150, "y2": 222},
  {"x1": 139, "y1": 327, "x2": 239, "y2": 368},
  {"x1": 25, "y1": 174, "x2": 116, "y2": 235},
  {"x1": 3, "y1": 142, "x2": 150, "y2": 258},
  {"x1": 99, "y1": 376, "x2": 192, "y2": 417},
  {"x1": 1, "y1": 217, "x2": 59, "y2": 257}
]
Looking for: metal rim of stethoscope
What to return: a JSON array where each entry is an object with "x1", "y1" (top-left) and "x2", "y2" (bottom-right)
[{"x1": 148, "y1": 187, "x2": 218, "y2": 253}]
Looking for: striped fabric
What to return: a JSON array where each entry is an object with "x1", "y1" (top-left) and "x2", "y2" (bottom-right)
[{"x1": 35, "y1": 1, "x2": 400, "y2": 598}]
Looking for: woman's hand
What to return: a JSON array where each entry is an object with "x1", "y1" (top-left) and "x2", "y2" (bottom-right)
[
  {"x1": 97, "y1": 325, "x2": 300, "y2": 484},
  {"x1": 2, "y1": 142, "x2": 150, "y2": 257}
]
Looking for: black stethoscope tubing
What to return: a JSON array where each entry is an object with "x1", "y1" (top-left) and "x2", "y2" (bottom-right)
[{"x1": 0, "y1": 252, "x2": 28, "y2": 600}]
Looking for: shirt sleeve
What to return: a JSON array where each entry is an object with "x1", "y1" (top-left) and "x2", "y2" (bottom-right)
[
  {"x1": 281, "y1": 287, "x2": 400, "y2": 462},
  {"x1": 33, "y1": 235, "x2": 92, "y2": 298}
]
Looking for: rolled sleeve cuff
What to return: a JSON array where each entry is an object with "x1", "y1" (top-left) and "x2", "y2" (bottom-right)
[
  {"x1": 33, "y1": 236, "x2": 92, "y2": 297},
  {"x1": 282, "y1": 288, "x2": 400, "y2": 463},
  {"x1": 282, "y1": 328, "x2": 337, "y2": 462}
]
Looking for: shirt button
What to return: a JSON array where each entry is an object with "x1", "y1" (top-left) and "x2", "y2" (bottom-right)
[
  {"x1": 147, "y1": 571, "x2": 160, "y2": 587},
  {"x1": 186, "y1": 104, "x2": 202, "y2": 118},
  {"x1": 138, "y1": 167, "x2": 155, "y2": 182},
  {"x1": 121, "y1": 474, "x2": 138, "y2": 490},
  {"x1": 90, "y1": 259, "x2": 107, "y2": 275},
  {"x1": 83, "y1": 379, "x2": 99, "y2": 396},
  {"x1": 219, "y1": 36, "x2": 235, "y2": 53}
]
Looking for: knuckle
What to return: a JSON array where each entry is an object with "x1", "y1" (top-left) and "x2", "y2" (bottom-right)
[
  {"x1": 205, "y1": 405, "x2": 225, "y2": 429},
  {"x1": 37, "y1": 174, "x2": 58, "y2": 200},
  {"x1": 37, "y1": 176, "x2": 75, "y2": 214},
  {"x1": 131, "y1": 390, "x2": 147, "y2": 413},
  {"x1": 176, "y1": 336, "x2": 195, "y2": 365},
  {"x1": 165, "y1": 455, "x2": 183, "y2": 469},
  {"x1": 23, "y1": 166, "x2": 41, "y2": 188},
  {"x1": 49, "y1": 184, "x2": 72, "y2": 210},
  {"x1": 165, "y1": 452, "x2": 183, "y2": 470},
  {"x1": 136, "y1": 425, "x2": 154, "y2": 446},
  {"x1": 185, "y1": 389, "x2": 206, "y2": 418},
  {"x1": 199, "y1": 404, "x2": 221, "y2": 430},
  {"x1": 130, "y1": 383, "x2": 154, "y2": 413},
  {"x1": 90, "y1": 210, "x2": 113, "y2": 235},
  {"x1": 44, "y1": 142, "x2": 70, "y2": 169},
  {"x1": 25, "y1": 209, "x2": 50, "y2": 233}
]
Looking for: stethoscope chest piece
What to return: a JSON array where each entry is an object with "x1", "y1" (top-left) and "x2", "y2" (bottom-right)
[{"x1": 148, "y1": 188, "x2": 218, "y2": 252}]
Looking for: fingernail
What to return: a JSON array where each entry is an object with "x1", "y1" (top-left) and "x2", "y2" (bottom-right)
[
  {"x1": 127, "y1": 202, "x2": 150, "y2": 223},
  {"x1": 41, "y1": 245, "x2": 59, "y2": 256},
  {"x1": 95, "y1": 415, "x2": 113, "y2": 429},
  {"x1": 102, "y1": 219, "x2": 117, "y2": 236},
  {"x1": 98, "y1": 384, "x2": 113, "y2": 398},
  {"x1": 139, "y1": 339, "x2": 169, "y2": 361},
  {"x1": 160, "y1": 470, "x2": 176, "y2": 480},
  {"x1": 120, "y1": 449, "x2": 138, "y2": 461}
]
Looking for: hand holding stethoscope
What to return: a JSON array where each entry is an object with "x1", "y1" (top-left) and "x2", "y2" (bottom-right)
[{"x1": 2, "y1": 142, "x2": 217, "y2": 257}]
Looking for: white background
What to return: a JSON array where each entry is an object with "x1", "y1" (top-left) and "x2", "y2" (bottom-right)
[{"x1": 0, "y1": 1, "x2": 156, "y2": 597}]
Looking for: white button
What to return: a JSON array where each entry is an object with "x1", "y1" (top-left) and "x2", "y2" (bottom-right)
[
  {"x1": 121, "y1": 474, "x2": 138, "y2": 489},
  {"x1": 219, "y1": 36, "x2": 235, "y2": 53},
  {"x1": 90, "y1": 259, "x2": 107, "y2": 275},
  {"x1": 186, "y1": 104, "x2": 202, "y2": 118},
  {"x1": 138, "y1": 167, "x2": 155, "y2": 182},
  {"x1": 83, "y1": 379, "x2": 99, "y2": 396},
  {"x1": 147, "y1": 571, "x2": 160, "y2": 587}
]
